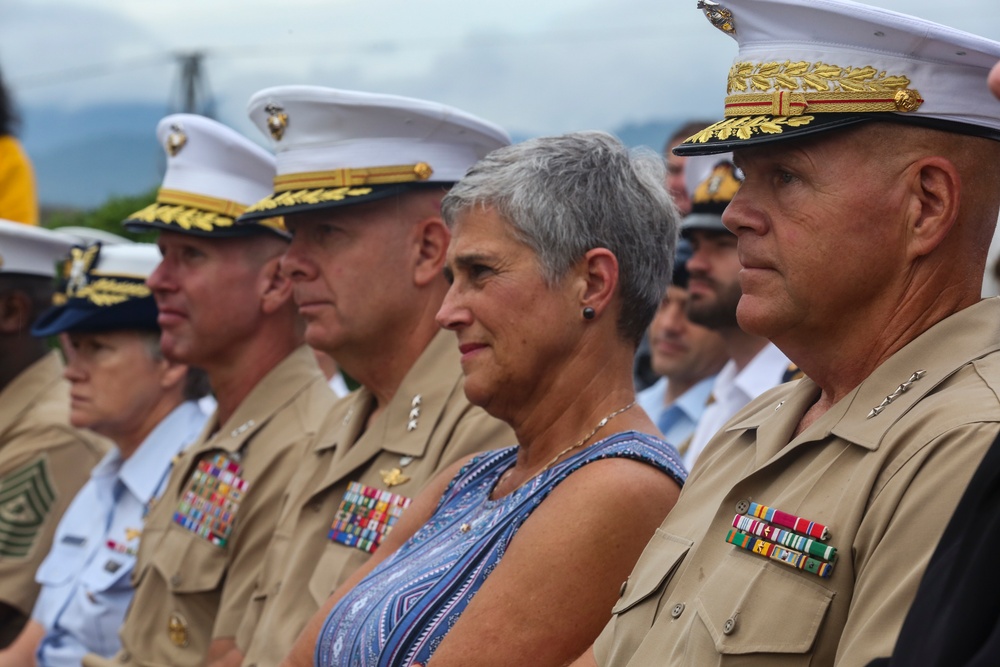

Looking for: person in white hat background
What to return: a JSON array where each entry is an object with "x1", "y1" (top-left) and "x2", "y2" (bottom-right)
[
  {"x1": 81, "y1": 115, "x2": 337, "y2": 667},
  {"x1": 571, "y1": 1, "x2": 1000, "y2": 666},
  {"x1": 205, "y1": 87, "x2": 514, "y2": 667},
  {"x1": 0, "y1": 242, "x2": 208, "y2": 667},
  {"x1": 0, "y1": 221, "x2": 108, "y2": 648}
]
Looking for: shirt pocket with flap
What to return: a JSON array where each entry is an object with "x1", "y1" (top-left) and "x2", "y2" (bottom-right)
[
  {"x1": 611, "y1": 529, "x2": 694, "y2": 630},
  {"x1": 693, "y1": 548, "x2": 834, "y2": 657},
  {"x1": 150, "y1": 523, "x2": 229, "y2": 594}
]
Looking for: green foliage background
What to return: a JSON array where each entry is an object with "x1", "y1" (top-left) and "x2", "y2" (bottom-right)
[{"x1": 43, "y1": 189, "x2": 159, "y2": 242}]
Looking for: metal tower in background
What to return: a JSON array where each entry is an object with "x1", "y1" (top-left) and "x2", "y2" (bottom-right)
[{"x1": 171, "y1": 51, "x2": 216, "y2": 117}]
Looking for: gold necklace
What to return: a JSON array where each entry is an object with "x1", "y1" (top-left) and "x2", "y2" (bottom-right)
[{"x1": 498, "y1": 401, "x2": 637, "y2": 492}]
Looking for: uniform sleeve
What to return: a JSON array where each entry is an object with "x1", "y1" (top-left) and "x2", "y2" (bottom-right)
[
  {"x1": 0, "y1": 137, "x2": 39, "y2": 225},
  {"x1": 211, "y1": 434, "x2": 310, "y2": 639},
  {"x1": 835, "y1": 422, "x2": 999, "y2": 667},
  {"x1": 0, "y1": 426, "x2": 104, "y2": 615}
]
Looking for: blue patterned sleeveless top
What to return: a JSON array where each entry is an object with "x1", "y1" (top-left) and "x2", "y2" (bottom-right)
[{"x1": 315, "y1": 430, "x2": 686, "y2": 667}]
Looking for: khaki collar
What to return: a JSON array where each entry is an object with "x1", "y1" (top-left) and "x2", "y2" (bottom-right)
[
  {"x1": 200, "y1": 345, "x2": 325, "y2": 455},
  {"x1": 724, "y1": 298, "x2": 1000, "y2": 462},
  {"x1": 316, "y1": 328, "x2": 464, "y2": 484}
]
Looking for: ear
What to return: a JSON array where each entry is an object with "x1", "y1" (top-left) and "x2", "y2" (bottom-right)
[
  {"x1": 0, "y1": 290, "x2": 31, "y2": 335},
  {"x1": 905, "y1": 156, "x2": 961, "y2": 259},
  {"x1": 577, "y1": 248, "x2": 620, "y2": 318},
  {"x1": 412, "y1": 217, "x2": 452, "y2": 288},
  {"x1": 159, "y1": 359, "x2": 189, "y2": 392},
  {"x1": 258, "y1": 254, "x2": 295, "y2": 315}
]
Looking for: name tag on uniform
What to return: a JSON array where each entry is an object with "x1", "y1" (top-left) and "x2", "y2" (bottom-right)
[
  {"x1": 61, "y1": 535, "x2": 86, "y2": 546},
  {"x1": 173, "y1": 453, "x2": 249, "y2": 548},
  {"x1": 329, "y1": 481, "x2": 412, "y2": 554}
]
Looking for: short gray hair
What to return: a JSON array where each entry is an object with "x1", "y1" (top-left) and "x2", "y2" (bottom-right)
[{"x1": 441, "y1": 131, "x2": 678, "y2": 345}]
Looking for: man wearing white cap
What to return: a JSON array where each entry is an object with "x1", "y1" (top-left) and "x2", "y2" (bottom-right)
[
  {"x1": 0, "y1": 221, "x2": 108, "y2": 647},
  {"x1": 575, "y1": 1, "x2": 1000, "y2": 666},
  {"x1": 82, "y1": 115, "x2": 336, "y2": 667},
  {"x1": 211, "y1": 87, "x2": 514, "y2": 667}
]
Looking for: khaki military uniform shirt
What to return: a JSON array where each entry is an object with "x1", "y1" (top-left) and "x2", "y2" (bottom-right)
[
  {"x1": 0, "y1": 352, "x2": 108, "y2": 642},
  {"x1": 235, "y1": 329, "x2": 514, "y2": 667},
  {"x1": 595, "y1": 298, "x2": 1000, "y2": 667},
  {"x1": 84, "y1": 346, "x2": 335, "y2": 667}
]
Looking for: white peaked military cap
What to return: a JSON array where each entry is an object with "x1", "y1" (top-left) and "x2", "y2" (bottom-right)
[
  {"x1": 675, "y1": 0, "x2": 1000, "y2": 155},
  {"x1": 237, "y1": 86, "x2": 511, "y2": 221},
  {"x1": 123, "y1": 113, "x2": 284, "y2": 238},
  {"x1": 53, "y1": 226, "x2": 133, "y2": 246},
  {"x1": 32, "y1": 242, "x2": 162, "y2": 336},
  {"x1": 0, "y1": 219, "x2": 77, "y2": 278}
]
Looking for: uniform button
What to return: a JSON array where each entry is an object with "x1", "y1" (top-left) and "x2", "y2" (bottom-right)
[
  {"x1": 671, "y1": 602, "x2": 685, "y2": 618},
  {"x1": 723, "y1": 617, "x2": 737, "y2": 635},
  {"x1": 735, "y1": 499, "x2": 750, "y2": 514},
  {"x1": 619, "y1": 578, "x2": 629, "y2": 597},
  {"x1": 169, "y1": 574, "x2": 182, "y2": 587}
]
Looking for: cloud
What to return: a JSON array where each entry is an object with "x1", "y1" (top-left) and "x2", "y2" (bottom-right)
[{"x1": 2, "y1": 0, "x2": 999, "y2": 138}]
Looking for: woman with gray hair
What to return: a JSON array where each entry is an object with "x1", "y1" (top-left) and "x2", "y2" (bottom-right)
[{"x1": 286, "y1": 132, "x2": 686, "y2": 667}]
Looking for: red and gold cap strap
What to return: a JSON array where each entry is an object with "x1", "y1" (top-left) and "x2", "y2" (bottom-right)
[
  {"x1": 725, "y1": 89, "x2": 923, "y2": 117},
  {"x1": 725, "y1": 60, "x2": 923, "y2": 116},
  {"x1": 273, "y1": 162, "x2": 433, "y2": 193},
  {"x1": 156, "y1": 188, "x2": 248, "y2": 218}
]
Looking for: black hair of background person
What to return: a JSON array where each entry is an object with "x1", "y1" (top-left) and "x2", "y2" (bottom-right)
[{"x1": 0, "y1": 67, "x2": 20, "y2": 137}]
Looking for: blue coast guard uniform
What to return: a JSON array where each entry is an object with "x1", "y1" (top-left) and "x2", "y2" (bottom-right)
[{"x1": 32, "y1": 402, "x2": 206, "y2": 666}]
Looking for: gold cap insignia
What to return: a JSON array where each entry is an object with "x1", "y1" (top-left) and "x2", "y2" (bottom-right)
[
  {"x1": 699, "y1": 0, "x2": 736, "y2": 34},
  {"x1": 693, "y1": 163, "x2": 742, "y2": 205},
  {"x1": 167, "y1": 613, "x2": 189, "y2": 647},
  {"x1": 65, "y1": 244, "x2": 100, "y2": 298},
  {"x1": 265, "y1": 103, "x2": 289, "y2": 141},
  {"x1": 166, "y1": 124, "x2": 187, "y2": 156},
  {"x1": 380, "y1": 468, "x2": 411, "y2": 488}
]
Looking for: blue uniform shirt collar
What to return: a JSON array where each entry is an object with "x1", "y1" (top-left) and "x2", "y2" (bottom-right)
[{"x1": 112, "y1": 401, "x2": 207, "y2": 504}]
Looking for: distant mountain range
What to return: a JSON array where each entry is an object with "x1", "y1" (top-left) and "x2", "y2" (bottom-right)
[{"x1": 20, "y1": 102, "x2": 681, "y2": 210}]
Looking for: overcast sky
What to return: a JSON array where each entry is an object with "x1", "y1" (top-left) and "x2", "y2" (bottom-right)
[{"x1": 2, "y1": 0, "x2": 1000, "y2": 139}]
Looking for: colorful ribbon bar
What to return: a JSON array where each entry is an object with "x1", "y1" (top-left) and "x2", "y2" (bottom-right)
[
  {"x1": 329, "y1": 481, "x2": 413, "y2": 554},
  {"x1": 732, "y1": 514, "x2": 836, "y2": 562},
  {"x1": 172, "y1": 452, "x2": 249, "y2": 548},
  {"x1": 747, "y1": 501, "x2": 830, "y2": 541},
  {"x1": 726, "y1": 529, "x2": 834, "y2": 579}
]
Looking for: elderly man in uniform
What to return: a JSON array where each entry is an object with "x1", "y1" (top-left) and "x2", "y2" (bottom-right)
[
  {"x1": 82, "y1": 115, "x2": 336, "y2": 667},
  {"x1": 0, "y1": 221, "x2": 108, "y2": 647},
  {"x1": 574, "y1": 1, "x2": 1000, "y2": 666},
  {"x1": 205, "y1": 87, "x2": 514, "y2": 667}
]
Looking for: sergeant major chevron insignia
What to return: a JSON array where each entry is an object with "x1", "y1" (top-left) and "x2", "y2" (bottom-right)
[{"x1": 0, "y1": 458, "x2": 56, "y2": 557}]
